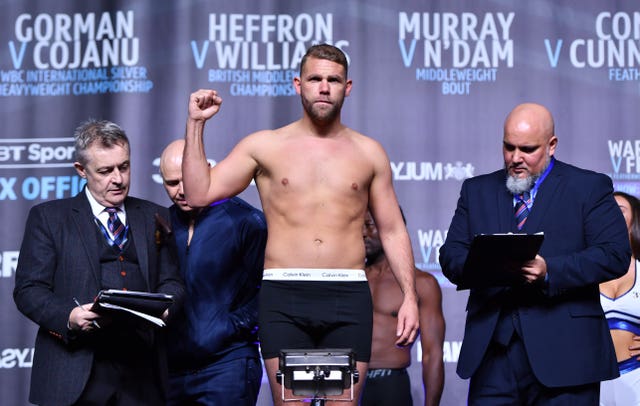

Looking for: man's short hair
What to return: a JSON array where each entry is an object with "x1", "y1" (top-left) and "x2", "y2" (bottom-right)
[
  {"x1": 74, "y1": 119, "x2": 129, "y2": 165},
  {"x1": 300, "y1": 44, "x2": 348, "y2": 77}
]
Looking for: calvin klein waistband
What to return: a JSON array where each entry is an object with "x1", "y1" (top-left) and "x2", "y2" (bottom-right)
[{"x1": 263, "y1": 268, "x2": 367, "y2": 282}]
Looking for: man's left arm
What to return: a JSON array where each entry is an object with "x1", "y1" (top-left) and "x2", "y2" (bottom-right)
[
  {"x1": 380, "y1": 228, "x2": 419, "y2": 347},
  {"x1": 543, "y1": 174, "x2": 630, "y2": 295},
  {"x1": 368, "y1": 141, "x2": 419, "y2": 346},
  {"x1": 417, "y1": 272, "x2": 445, "y2": 406}
]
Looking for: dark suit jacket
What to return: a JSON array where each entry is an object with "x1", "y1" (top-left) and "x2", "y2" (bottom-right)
[
  {"x1": 13, "y1": 190, "x2": 184, "y2": 406},
  {"x1": 439, "y1": 159, "x2": 630, "y2": 387}
]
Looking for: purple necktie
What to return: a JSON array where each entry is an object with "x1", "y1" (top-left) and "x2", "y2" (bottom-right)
[
  {"x1": 514, "y1": 191, "x2": 531, "y2": 230},
  {"x1": 105, "y1": 207, "x2": 127, "y2": 249}
]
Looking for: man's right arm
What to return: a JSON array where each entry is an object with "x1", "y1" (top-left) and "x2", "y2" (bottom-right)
[
  {"x1": 182, "y1": 89, "x2": 258, "y2": 207},
  {"x1": 183, "y1": 89, "x2": 222, "y2": 207},
  {"x1": 14, "y1": 206, "x2": 77, "y2": 340}
]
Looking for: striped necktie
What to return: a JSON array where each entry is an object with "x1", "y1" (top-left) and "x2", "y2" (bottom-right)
[
  {"x1": 105, "y1": 207, "x2": 127, "y2": 249},
  {"x1": 514, "y1": 191, "x2": 531, "y2": 230}
]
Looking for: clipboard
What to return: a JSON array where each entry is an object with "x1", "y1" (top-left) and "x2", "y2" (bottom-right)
[
  {"x1": 91, "y1": 289, "x2": 174, "y2": 327},
  {"x1": 460, "y1": 232, "x2": 544, "y2": 289}
]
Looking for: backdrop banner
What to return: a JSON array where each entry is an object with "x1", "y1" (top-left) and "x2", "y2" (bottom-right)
[{"x1": 2, "y1": 1, "x2": 639, "y2": 405}]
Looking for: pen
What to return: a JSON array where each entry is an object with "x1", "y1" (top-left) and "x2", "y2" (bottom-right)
[{"x1": 73, "y1": 297, "x2": 100, "y2": 329}]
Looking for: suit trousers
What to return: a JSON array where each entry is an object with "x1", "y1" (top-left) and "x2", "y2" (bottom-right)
[
  {"x1": 73, "y1": 356, "x2": 163, "y2": 406},
  {"x1": 469, "y1": 335, "x2": 599, "y2": 405}
]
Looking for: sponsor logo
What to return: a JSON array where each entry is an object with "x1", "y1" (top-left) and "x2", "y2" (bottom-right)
[
  {"x1": 392, "y1": 161, "x2": 474, "y2": 181},
  {"x1": 0, "y1": 175, "x2": 85, "y2": 201},
  {"x1": 0, "y1": 348, "x2": 33, "y2": 369},
  {"x1": 0, "y1": 138, "x2": 74, "y2": 168}
]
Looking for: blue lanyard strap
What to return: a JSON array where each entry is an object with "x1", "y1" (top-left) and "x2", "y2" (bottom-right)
[{"x1": 513, "y1": 156, "x2": 555, "y2": 209}]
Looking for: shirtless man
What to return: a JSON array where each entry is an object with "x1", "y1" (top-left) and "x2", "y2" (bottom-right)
[
  {"x1": 362, "y1": 210, "x2": 445, "y2": 406},
  {"x1": 181, "y1": 44, "x2": 419, "y2": 405}
]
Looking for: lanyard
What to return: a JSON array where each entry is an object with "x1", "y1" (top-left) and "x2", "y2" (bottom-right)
[{"x1": 513, "y1": 156, "x2": 555, "y2": 209}]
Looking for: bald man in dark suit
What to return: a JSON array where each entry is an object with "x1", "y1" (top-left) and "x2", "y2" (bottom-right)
[{"x1": 440, "y1": 103, "x2": 630, "y2": 405}]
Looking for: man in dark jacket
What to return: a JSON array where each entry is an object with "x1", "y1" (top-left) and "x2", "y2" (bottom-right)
[
  {"x1": 160, "y1": 139, "x2": 267, "y2": 405},
  {"x1": 439, "y1": 103, "x2": 630, "y2": 405}
]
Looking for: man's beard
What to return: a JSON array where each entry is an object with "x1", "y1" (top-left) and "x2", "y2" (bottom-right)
[
  {"x1": 506, "y1": 174, "x2": 537, "y2": 195},
  {"x1": 505, "y1": 155, "x2": 551, "y2": 195},
  {"x1": 310, "y1": 104, "x2": 338, "y2": 122},
  {"x1": 301, "y1": 95, "x2": 344, "y2": 124}
]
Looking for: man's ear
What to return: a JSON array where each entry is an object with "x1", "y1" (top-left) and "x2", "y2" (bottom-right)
[
  {"x1": 548, "y1": 136, "x2": 558, "y2": 156},
  {"x1": 74, "y1": 162, "x2": 86, "y2": 178},
  {"x1": 293, "y1": 76, "x2": 301, "y2": 95},
  {"x1": 344, "y1": 79, "x2": 353, "y2": 97}
]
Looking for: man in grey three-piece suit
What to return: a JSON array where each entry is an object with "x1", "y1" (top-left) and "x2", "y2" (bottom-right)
[{"x1": 14, "y1": 119, "x2": 184, "y2": 406}]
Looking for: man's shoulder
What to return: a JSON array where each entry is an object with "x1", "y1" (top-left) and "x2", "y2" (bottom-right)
[
  {"x1": 553, "y1": 159, "x2": 606, "y2": 178},
  {"x1": 415, "y1": 268, "x2": 442, "y2": 296},
  {"x1": 246, "y1": 128, "x2": 276, "y2": 140},
  {"x1": 346, "y1": 127, "x2": 380, "y2": 145},
  {"x1": 550, "y1": 159, "x2": 613, "y2": 193}
]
